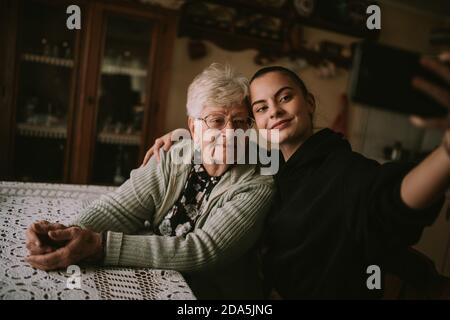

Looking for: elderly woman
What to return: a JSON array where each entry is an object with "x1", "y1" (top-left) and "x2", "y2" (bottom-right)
[{"x1": 25, "y1": 63, "x2": 274, "y2": 299}]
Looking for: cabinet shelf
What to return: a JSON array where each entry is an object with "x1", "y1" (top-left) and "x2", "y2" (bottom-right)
[
  {"x1": 2, "y1": 0, "x2": 176, "y2": 185},
  {"x1": 97, "y1": 131, "x2": 141, "y2": 146},
  {"x1": 16, "y1": 124, "x2": 142, "y2": 145},
  {"x1": 16, "y1": 123, "x2": 67, "y2": 139},
  {"x1": 101, "y1": 64, "x2": 147, "y2": 77},
  {"x1": 21, "y1": 53, "x2": 74, "y2": 68}
]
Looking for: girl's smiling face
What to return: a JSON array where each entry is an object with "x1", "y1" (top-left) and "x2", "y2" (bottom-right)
[{"x1": 249, "y1": 71, "x2": 315, "y2": 147}]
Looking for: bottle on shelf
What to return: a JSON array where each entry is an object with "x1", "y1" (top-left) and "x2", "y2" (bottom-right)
[
  {"x1": 46, "y1": 103, "x2": 54, "y2": 126},
  {"x1": 52, "y1": 44, "x2": 59, "y2": 58},
  {"x1": 123, "y1": 50, "x2": 132, "y2": 67},
  {"x1": 113, "y1": 146, "x2": 125, "y2": 185},
  {"x1": 61, "y1": 41, "x2": 71, "y2": 59},
  {"x1": 391, "y1": 141, "x2": 403, "y2": 161},
  {"x1": 41, "y1": 38, "x2": 51, "y2": 57},
  {"x1": 24, "y1": 97, "x2": 38, "y2": 124}
]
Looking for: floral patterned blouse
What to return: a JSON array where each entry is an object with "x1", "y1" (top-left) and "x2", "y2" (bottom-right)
[{"x1": 156, "y1": 164, "x2": 222, "y2": 237}]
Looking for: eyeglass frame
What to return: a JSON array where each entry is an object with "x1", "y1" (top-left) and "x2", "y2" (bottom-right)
[{"x1": 196, "y1": 114, "x2": 255, "y2": 130}]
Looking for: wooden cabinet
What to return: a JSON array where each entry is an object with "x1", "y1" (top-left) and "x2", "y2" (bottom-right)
[{"x1": 0, "y1": 0, "x2": 177, "y2": 185}]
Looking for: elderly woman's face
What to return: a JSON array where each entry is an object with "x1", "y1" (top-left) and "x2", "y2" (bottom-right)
[{"x1": 189, "y1": 103, "x2": 251, "y2": 164}]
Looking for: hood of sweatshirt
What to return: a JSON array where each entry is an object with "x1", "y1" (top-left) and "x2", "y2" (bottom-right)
[{"x1": 277, "y1": 128, "x2": 351, "y2": 181}]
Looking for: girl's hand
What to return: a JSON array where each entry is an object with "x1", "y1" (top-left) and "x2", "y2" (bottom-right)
[{"x1": 410, "y1": 52, "x2": 450, "y2": 152}]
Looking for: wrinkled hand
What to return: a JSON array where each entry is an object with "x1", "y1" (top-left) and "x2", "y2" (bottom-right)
[
  {"x1": 26, "y1": 226, "x2": 103, "y2": 271},
  {"x1": 140, "y1": 129, "x2": 188, "y2": 166},
  {"x1": 26, "y1": 220, "x2": 67, "y2": 255}
]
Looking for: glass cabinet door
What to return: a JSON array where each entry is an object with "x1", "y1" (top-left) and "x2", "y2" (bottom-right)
[
  {"x1": 13, "y1": 0, "x2": 78, "y2": 182},
  {"x1": 91, "y1": 14, "x2": 153, "y2": 185}
]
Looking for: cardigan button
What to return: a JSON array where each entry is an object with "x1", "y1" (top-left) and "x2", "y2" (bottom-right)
[{"x1": 144, "y1": 220, "x2": 151, "y2": 228}]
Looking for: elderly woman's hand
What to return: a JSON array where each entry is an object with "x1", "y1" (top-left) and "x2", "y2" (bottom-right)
[
  {"x1": 410, "y1": 52, "x2": 450, "y2": 150},
  {"x1": 26, "y1": 220, "x2": 67, "y2": 255},
  {"x1": 26, "y1": 226, "x2": 103, "y2": 271}
]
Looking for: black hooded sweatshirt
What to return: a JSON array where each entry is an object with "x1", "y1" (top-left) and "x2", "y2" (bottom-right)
[{"x1": 262, "y1": 128, "x2": 444, "y2": 299}]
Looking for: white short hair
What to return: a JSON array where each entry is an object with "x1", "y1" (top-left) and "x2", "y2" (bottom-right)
[{"x1": 186, "y1": 63, "x2": 249, "y2": 118}]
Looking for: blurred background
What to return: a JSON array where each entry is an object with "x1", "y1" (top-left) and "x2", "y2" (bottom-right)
[{"x1": 0, "y1": 0, "x2": 449, "y2": 282}]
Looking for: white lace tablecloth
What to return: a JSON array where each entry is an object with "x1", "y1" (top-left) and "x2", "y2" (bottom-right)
[{"x1": 0, "y1": 182, "x2": 196, "y2": 300}]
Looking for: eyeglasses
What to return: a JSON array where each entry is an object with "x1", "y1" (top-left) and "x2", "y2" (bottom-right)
[{"x1": 197, "y1": 114, "x2": 255, "y2": 130}]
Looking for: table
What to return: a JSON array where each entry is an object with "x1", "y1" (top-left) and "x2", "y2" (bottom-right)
[{"x1": 0, "y1": 182, "x2": 196, "y2": 300}]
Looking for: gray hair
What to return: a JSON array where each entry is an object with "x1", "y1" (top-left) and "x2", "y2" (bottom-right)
[{"x1": 186, "y1": 63, "x2": 249, "y2": 118}]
